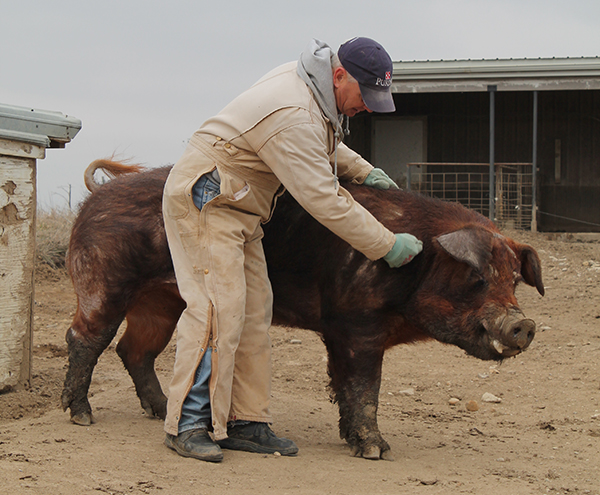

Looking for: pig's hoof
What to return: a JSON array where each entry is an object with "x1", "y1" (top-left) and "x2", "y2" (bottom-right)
[
  {"x1": 143, "y1": 406, "x2": 157, "y2": 418},
  {"x1": 362, "y1": 445, "x2": 381, "y2": 460},
  {"x1": 70, "y1": 411, "x2": 93, "y2": 426},
  {"x1": 140, "y1": 396, "x2": 167, "y2": 420},
  {"x1": 142, "y1": 405, "x2": 165, "y2": 419},
  {"x1": 381, "y1": 449, "x2": 395, "y2": 461},
  {"x1": 351, "y1": 443, "x2": 394, "y2": 460}
]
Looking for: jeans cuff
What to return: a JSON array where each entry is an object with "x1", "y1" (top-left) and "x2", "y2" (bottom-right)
[{"x1": 178, "y1": 421, "x2": 210, "y2": 434}]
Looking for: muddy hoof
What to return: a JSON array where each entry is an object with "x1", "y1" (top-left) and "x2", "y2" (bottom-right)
[
  {"x1": 351, "y1": 442, "x2": 394, "y2": 460},
  {"x1": 140, "y1": 397, "x2": 167, "y2": 420},
  {"x1": 381, "y1": 449, "x2": 395, "y2": 461},
  {"x1": 143, "y1": 406, "x2": 158, "y2": 418},
  {"x1": 142, "y1": 405, "x2": 166, "y2": 419},
  {"x1": 70, "y1": 411, "x2": 94, "y2": 426},
  {"x1": 362, "y1": 445, "x2": 381, "y2": 459}
]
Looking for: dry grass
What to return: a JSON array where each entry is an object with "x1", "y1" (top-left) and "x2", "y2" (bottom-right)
[{"x1": 35, "y1": 208, "x2": 75, "y2": 269}]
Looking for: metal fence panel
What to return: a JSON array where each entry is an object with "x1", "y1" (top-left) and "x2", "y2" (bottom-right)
[{"x1": 407, "y1": 163, "x2": 533, "y2": 230}]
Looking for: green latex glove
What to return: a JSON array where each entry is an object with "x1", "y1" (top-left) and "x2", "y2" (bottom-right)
[
  {"x1": 383, "y1": 233, "x2": 423, "y2": 268},
  {"x1": 364, "y1": 168, "x2": 400, "y2": 190}
]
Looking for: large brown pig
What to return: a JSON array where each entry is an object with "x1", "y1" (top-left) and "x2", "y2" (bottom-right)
[{"x1": 62, "y1": 160, "x2": 544, "y2": 460}]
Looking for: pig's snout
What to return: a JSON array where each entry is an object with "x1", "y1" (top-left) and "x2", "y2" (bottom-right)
[
  {"x1": 503, "y1": 317, "x2": 536, "y2": 350},
  {"x1": 489, "y1": 310, "x2": 536, "y2": 357}
]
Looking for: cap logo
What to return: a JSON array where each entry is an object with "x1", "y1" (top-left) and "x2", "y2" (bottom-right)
[{"x1": 376, "y1": 74, "x2": 392, "y2": 87}]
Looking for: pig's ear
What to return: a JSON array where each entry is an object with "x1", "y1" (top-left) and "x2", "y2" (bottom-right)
[
  {"x1": 436, "y1": 227, "x2": 493, "y2": 273},
  {"x1": 516, "y1": 243, "x2": 545, "y2": 296}
]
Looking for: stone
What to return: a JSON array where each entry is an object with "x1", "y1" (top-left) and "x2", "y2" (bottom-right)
[{"x1": 482, "y1": 392, "x2": 502, "y2": 403}]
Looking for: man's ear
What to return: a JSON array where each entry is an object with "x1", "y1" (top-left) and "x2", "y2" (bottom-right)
[{"x1": 332, "y1": 67, "x2": 346, "y2": 88}]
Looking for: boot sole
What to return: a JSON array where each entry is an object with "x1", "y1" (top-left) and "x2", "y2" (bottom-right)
[
  {"x1": 164, "y1": 436, "x2": 224, "y2": 463},
  {"x1": 218, "y1": 437, "x2": 298, "y2": 456}
]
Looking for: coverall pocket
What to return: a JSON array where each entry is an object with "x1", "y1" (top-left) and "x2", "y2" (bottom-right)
[
  {"x1": 218, "y1": 172, "x2": 249, "y2": 202},
  {"x1": 192, "y1": 171, "x2": 221, "y2": 211},
  {"x1": 177, "y1": 171, "x2": 222, "y2": 259}
]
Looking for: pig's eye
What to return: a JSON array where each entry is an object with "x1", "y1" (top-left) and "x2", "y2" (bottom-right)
[{"x1": 472, "y1": 277, "x2": 488, "y2": 291}]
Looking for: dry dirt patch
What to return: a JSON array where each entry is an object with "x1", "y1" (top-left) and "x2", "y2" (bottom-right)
[{"x1": 0, "y1": 230, "x2": 599, "y2": 494}]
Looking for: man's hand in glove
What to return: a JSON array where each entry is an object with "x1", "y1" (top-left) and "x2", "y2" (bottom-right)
[
  {"x1": 364, "y1": 168, "x2": 399, "y2": 190},
  {"x1": 383, "y1": 233, "x2": 423, "y2": 268}
]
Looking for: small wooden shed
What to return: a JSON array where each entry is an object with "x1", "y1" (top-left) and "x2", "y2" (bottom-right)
[{"x1": 0, "y1": 103, "x2": 81, "y2": 391}]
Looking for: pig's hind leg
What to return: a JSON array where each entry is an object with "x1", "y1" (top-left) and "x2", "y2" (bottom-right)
[
  {"x1": 116, "y1": 284, "x2": 183, "y2": 420},
  {"x1": 62, "y1": 311, "x2": 124, "y2": 426}
]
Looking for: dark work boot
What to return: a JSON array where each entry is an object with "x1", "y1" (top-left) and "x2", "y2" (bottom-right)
[
  {"x1": 218, "y1": 422, "x2": 298, "y2": 456},
  {"x1": 164, "y1": 428, "x2": 223, "y2": 462}
]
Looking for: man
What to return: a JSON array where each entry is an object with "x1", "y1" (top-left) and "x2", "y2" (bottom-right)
[{"x1": 162, "y1": 37, "x2": 422, "y2": 463}]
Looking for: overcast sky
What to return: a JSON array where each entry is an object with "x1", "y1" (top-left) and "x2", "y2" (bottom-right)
[{"x1": 2, "y1": 0, "x2": 600, "y2": 208}]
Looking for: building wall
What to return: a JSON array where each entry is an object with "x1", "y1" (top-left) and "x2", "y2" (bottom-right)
[
  {"x1": 537, "y1": 90, "x2": 600, "y2": 231},
  {"x1": 346, "y1": 89, "x2": 600, "y2": 232}
]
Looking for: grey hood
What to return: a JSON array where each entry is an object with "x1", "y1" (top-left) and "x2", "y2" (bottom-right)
[
  {"x1": 297, "y1": 39, "x2": 344, "y2": 138},
  {"x1": 297, "y1": 39, "x2": 349, "y2": 187}
]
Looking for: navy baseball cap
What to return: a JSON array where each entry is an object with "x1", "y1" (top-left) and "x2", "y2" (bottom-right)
[{"x1": 338, "y1": 37, "x2": 396, "y2": 113}]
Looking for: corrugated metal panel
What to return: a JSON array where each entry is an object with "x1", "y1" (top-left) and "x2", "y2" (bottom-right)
[
  {"x1": 394, "y1": 57, "x2": 600, "y2": 78},
  {"x1": 0, "y1": 129, "x2": 50, "y2": 147},
  {"x1": 392, "y1": 57, "x2": 600, "y2": 93},
  {"x1": 0, "y1": 103, "x2": 81, "y2": 148}
]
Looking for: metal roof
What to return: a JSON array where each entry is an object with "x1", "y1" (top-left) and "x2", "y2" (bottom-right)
[
  {"x1": 391, "y1": 56, "x2": 600, "y2": 93},
  {"x1": 0, "y1": 103, "x2": 81, "y2": 148}
]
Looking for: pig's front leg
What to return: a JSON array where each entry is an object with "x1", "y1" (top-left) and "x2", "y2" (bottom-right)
[{"x1": 323, "y1": 332, "x2": 392, "y2": 460}]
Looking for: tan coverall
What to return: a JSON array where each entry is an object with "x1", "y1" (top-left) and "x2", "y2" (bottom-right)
[{"x1": 162, "y1": 61, "x2": 396, "y2": 441}]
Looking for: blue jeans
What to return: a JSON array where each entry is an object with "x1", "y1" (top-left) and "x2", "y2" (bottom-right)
[{"x1": 177, "y1": 171, "x2": 220, "y2": 434}]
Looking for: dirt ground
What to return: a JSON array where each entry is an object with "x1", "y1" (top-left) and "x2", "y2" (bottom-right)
[{"x1": 1, "y1": 229, "x2": 599, "y2": 495}]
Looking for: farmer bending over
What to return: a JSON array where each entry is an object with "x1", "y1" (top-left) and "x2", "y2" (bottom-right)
[{"x1": 162, "y1": 37, "x2": 423, "y2": 462}]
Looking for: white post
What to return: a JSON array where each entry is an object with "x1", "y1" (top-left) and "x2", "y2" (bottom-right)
[{"x1": 0, "y1": 138, "x2": 45, "y2": 391}]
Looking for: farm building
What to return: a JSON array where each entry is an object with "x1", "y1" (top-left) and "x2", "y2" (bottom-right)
[{"x1": 346, "y1": 56, "x2": 600, "y2": 232}]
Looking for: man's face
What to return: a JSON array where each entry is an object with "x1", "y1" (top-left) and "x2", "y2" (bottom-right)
[{"x1": 333, "y1": 67, "x2": 373, "y2": 117}]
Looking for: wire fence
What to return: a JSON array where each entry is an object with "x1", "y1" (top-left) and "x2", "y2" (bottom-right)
[{"x1": 407, "y1": 163, "x2": 533, "y2": 230}]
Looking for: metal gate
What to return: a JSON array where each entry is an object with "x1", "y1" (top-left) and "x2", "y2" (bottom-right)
[{"x1": 407, "y1": 162, "x2": 533, "y2": 230}]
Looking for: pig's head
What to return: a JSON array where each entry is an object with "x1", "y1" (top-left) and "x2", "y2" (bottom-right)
[{"x1": 412, "y1": 225, "x2": 544, "y2": 361}]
